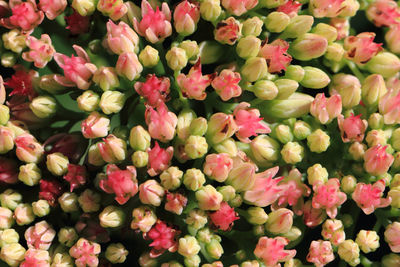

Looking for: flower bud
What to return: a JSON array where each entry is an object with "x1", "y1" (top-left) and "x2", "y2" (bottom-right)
[
  {"x1": 30, "y1": 96, "x2": 57, "y2": 118},
  {"x1": 0, "y1": 208, "x2": 14, "y2": 229},
  {"x1": 97, "y1": 0, "x2": 127, "y2": 20},
  {"x1": 213, "y1": 138, "x2": 238, "y2": 157},
  {"x1": 369, "y1": 113, "x2": 384, "y2": 130},
  {"x1": 14, "y1": 204, "x2": 34, "y2": 225},
  {"x1": 189, "y1": 117, "x2": 208, "y2": 136},
  {"x1": 99, "y1": 91, "x2": 126, "y2": 115},
  {"x1": 98, "y1": 134, "x2": 127, "y2": 163},
  {"x1": 206, "y1": 238, "x2": 224, "y2": 259},
  {"x1": 282, "y1": 15, "x2": 314, "y2": 39},
  {"x1": 275, "y1": 79, "x2": 299, "y2": 99},
  {"x1": 185, "y1": 135, "x2": 208, "y2": 159},
  {"x1": 265, "y1": 208, "x2": 293, "y2": 234},
  {"x1": 93, "y1": 67, "x2": 119, "y2": 92},
  {"x1": 88, "y1": 144, "x2": 105, "y2": 166},
  {"x1": 116, "y1": 52, "x2": 143, "y2": 81},
  {"x1": 178, "y1": 235, "x2": 201, "y2": 258},
  {"x1": 324, "y1": 42, "x2": 345, "y2": 62},
  {"x1": 15, "y1": 133, "x2": 44, "y2": 164},
  {"x1": 160, "y1": 167, "x2": 183, "y2": 191},
  {"x1": 283, "y1": 65, "x2": 305, "y2": 82},
  {"x1": 46, "y1": 152, "x2": 69, "y2": 176},
  {"x1": 264, "y1": 12, "x2": 290, "y2": 33},
  {"x1": 355, "y1": 230, "x2": 379, "y2": 254},
  {"x1": 131, "y1": 151, "x2": 148, "y2": 168},
  {"x1": 139, "y1": 180, "x2": 165, "y2": 206},
  {"x1": 241, "y1": 57, "x2": 268, "y2": 82},
  {"x1": 366, "y1": 52, "x2": 400, "y2": 78},
  {"x1": 99, "y1": 206, "x2": 125, "y2": 228},
  {"x1": 274, "y1": 124, "x2": 293, "y2": 144},
  {"x1": 293, "y1": 121, "x2": 312, "y2": 140},
  {"x1": 242, "y1": 17, "x2": 263, "y2": 36},
  {"x1": 129, "y1": 126, "x2": 151, "y2": 152},
  {"x1": 259, "y1": 0, "x2": 286, "y2": 8},
  {"x1": 177, "y1": 109, "x2": 196, "y2": 141},
  {"x1": 250, "y1": 135, "x2": 280, "y2": 164},
  {"x1": 179, "y1": 41, "x2": 200, "y2": 63},
  {"x1": 1, "y1": 243, "x2": 25, "y2": 267},
  {"x1": 281, "y1": 141, "x2": 304, "y2": 164},
  {"x1": 72, "y1": 0, "x2": 96, "y2": 16},
  {"x1": 0, "y1": 229, "x2": 19, "y2": 246},
  {"x1": 0, "y1": 189, "x2": 21, "y2": 210},
  {"x1": 307, "y1": 129, "x2": 330, "y2": 153},
  {"x1": 226, "y1": 159, "x2": 256, "y2": 192},
  {"x1": 184, "y1": 255, "x2": 201, "y2": 267},
  {"x1": 229, "y1": 194, "x2": 243, "y2": 207},
  {"x1": 166, "y1": 47, "x2": 188, "y2": 71},
  {"x1": 282, "y1": 227, "x2": 302, "y2": 242},
  {"x1": 236, "y1": 36, "x2": 261, "y2": 59},
  {"x1": 307, "y1": 164, "x2": 328, "y2": 185},
  {"x1": 361, "y1": 74, "x2": 387, "y2": 107},
  {"x1": 77, "y1": 90, "x2": 100, "y2": 112},
  {"x1": 32, "y1": 200, "x2": 50, "y2": 217},
  {"x1": 206, "y1": 113, "x2": 237, "y2": 145},
  {"x1": 58, "y1": 192, "x2": 79, "y2": 213},
  {"x1": 2, "y1": 29, "x2": 26, "y2": 53},
  {"x1": 338, "y1": 240, "x2": 360, "y2": 267},
  {"x1": 198, "y1": 41, "x2": 225, "y2": 64},
  {"x1": 195, "y1": 185, "x2": 223, "y2": 210},
  {"x1": 289, "y1": 33, "x2": 328, "y2": 61},
  {"x1": 364, "y1": 145, "x2": 394, "y2": 176},
  {"x1": 347, "y1": 142, "x2": 366, "y2": 162},
  {"x1": 106, "y1": 243, "x2": 128, "y2": 264},
  {"x1": 0, "y1": 106, "x2": 10, "y2": 126},
  {"x1": 81, "y1": 111, "x2": 110, "y2": 139},
  {"x1": 186, "y1": 209, "x2": 208, "y2": 230},
  {"x1": 200, "y1": 0, "x2": 221, "y2": 22},
  {"x1": 382, "y1": 254, "x2": 400, "y2": 267},
  {"x1": 252, "y1": 80, "x2": 278, "y2": 100},
  {"x1": 183, "y1": 168, "x2": 205, "y2": 191},
  {"x1": 139, "y1": 45, "x2": 160, "y2": 68},
  {"x1": 78, "y1": 189, "x2": 100, "y2": 213},
  {"x1": 300, "y1": 67, "x2": 330, "y2": 89},
  {"x1": 138, "y1": 252, "x2": 158, "y2": 267},
  {"x1": 246, "y1": 207, "x2": 268, "y2": 225},
  {"x1": 312, "y1": 23, "x2": 337, "y2": 43},
  {"x1": 131, "y1": 206, "x2": 157, "y2": 233},
  {"x1": 58, "y1": 227, "x2": 78, "y2": 247},
  {"x1": 385, "y1": 24, "x2": 400, "y2": 54},
  {"x1": 39, "y1": 74, "x2": 66, "y2": 94},
  {"x1": 217, "y1": 185, "x2": 236, "y2": 201},
  {"x1": 203, "y1": 153, "x2": 233, "y2": 183}
]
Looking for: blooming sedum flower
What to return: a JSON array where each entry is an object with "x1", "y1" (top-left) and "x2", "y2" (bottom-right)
[
  {"x1": 363, "y1": 145, "x2": 394, "y2": 176},
  {"x1": 69, "y1": 238, "x2": 101, "y2": 267},
  {"x1": 22, "y1": 34, "x2": 55, "y2": 68},
  {"x1": 312, "y1": 178, "x2": 347, "y2": 219},
  {"x1": 352, "y1": 179, "x2": 391, "y2": 215},
  {"x1": 355, "y1": 230, "x2": 379, "y2": 253},
  {"x1": 25, "y1": 221, "x2": 56, "y2": 250},
  {"x1": 20, "y1": 248, "x2": 50, "y2": 267},
  {"x1": 211, "y1": 69, "x2": 242, "y2": 101},
  {"x1": 306, "y1": 240, "x2": 334, "y2": 267},
  {"x1": 145, "y1": 220, "x2": 179, "y2": 257},
  {"x1": 254, "y1": 236, "x2": 296, "y2": 267},
  {"x1": 0, "y1": 0, "x2": 44, "y2": 32}
]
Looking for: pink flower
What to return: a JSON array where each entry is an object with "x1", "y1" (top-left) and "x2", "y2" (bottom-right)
[
  {"x1": 221, "y1": 0, "x2": 258, "y2": 16},
  {"x1": 145, "y1": 221, "x2": 179, "y2": 257},
  {"x1": 310, "y1": 93, "x2": 342, "y2": 124},
  {"x1": 258, "y1": 39, "x2": 292, "y2": 74},
  {"x1": 81, "y1": 112, "x2": 110, "y2": 139},
  {"x1": 337, "y1": 114, "x2": 368, "y2": 143},
  {"x1": 145, "y1": 102, "x2": 177, "y2": 142},
  {"x1": 312, "y1": 178, "x2": 347, "y2": 219},
  {"x1": 214, "y1": 17, "x2": 241, "y2": 45},
  {"x1": 39, "y1": 179, "x2": 63, "y2": 206},
  {"x1": 203, "y1": 153, "x2": 233, "y2": 182},
  {"x1": 25, "y1": 221, "x2": 56, "y2": 250},
  {"x1": 69, "y1": 238, "x2": 101, "y2": 267},
  {"x1": 97, "y1": 134, "x2": 126, "y2": 163},
  {"x1": 99, "y1": 164, "x2": 138, "y2": 205},
  {"x1": 352, "y1": 179, "x2": 391, "y2": 215},
  {"x1": 211, "y1": 69, "x2": 242, "y2": 101},
  {"x1": 54, "y1": 45, "x2": 97, "y2": 90},
  {"x1": 0, "y1": 0, "x2": 44, "y2": 31},
  {"x1": 134, "y1": 75, "x2": 170, "y2": 108},
  {"x1": 147, "y1": 142, "x2": 174, "y2": 176},
  {"x1": 277, "y1": 0, "x2": 302, "y2": 18},
  {"x1": 243, "y1": 166, "x2": 283, "y2": 207},
  {"x1": 254, "y1": 236, "x2": 296, "y2": 267},
  {"x1": 321, "y1": 219, "x2": 345, "y2": 246},
  {"x1": 115, "y1": 52, "x2": 143, "y2": 81},
  {"x1": 306, "y1": 240, "x2": 335, "y2": 267},
  {"x1": 384, "y1": 222, "x2": 400, "y2": 253},
  {"x1": 364, "y1": 144, "x2": 394, "y2": 176},
  {"x1": 97, "y1": 0, "x2": 127, "y2": 21},
  {"x1": 38, "y1": 0, "x2": 67, "y2": 20},
  {"x1": 133, "y1": 0, "x2": 172, "y2": 43},
  {"x1": 233, "y1": 102, "x2": 270, "y2": 143},
  {"x1": 344, "y1": 32, "x2": 383, "y2": 65},
  {"x1": 105, "y1": 20, "x2": 139, "y2": 55},
  {"x1": 209, "y1": 202, "x2": 239, "y2": 231},
  {"x1": 20, "y1": 248, "x2": 50, "y2": 267},
  {"x1": 4, "y1": 66, "x2": 38, "y2": 100},
  {"x1": 22, "y1": 34, "x2": 55, "y2": 68},
  {"x1": 330, "y1": 17, "x2": 350, "y2": 40},
  {"x1": 65, "y1": 9, "x2": 91, "y2": 35},
  {"x1": 309, "y1": 0, "x2": 345, "y2": 18},
  {"x1": 63, "y1": 164, "x2": 87, "y2": 192},
  {"x1": 177, "y1": 60, "x2": 214, "y2": 101},
  {"x1": 303, "y1": 200, "x2": 327, "y2": 228},
  {"x1": 15, "y1": 133, "x2": 44, "y2": 163},
  {"x1": 173, "y1": 0, "x2": 200, "y2": 36},
  {"x1": 379, "y1": 88, "x2": 400, "y2": 124},
  {"x1": 165, "y1": 192, "x2": 188, "y2": 215},
  {"x1": 366, "y1": 0, "x2": 400, "y2": 27},
  {"x1": 0, "y1": 157, "x2": 18, "y2": 184}
]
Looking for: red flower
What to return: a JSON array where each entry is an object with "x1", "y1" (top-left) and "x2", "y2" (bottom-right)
[
  {"x1": 277, "y1": 0, "x2": 301, "y2": 18},
  {"x1": 0, "y1": 0, "x2": 44, "y2": 31},
  {"x1": 145, "y1": 221, "x2": 179, "y2": 257},
  {"x1": 39, "y1": 179, "x2": 63, "y2": 206},
  {"x1": 4, "y1": 67, "x2": 38, "y2": 100},
  {"x1": 147, "y1": 142, "x2": 174, "y2": 176},
  {"x1": 64, "y1": 164, "x2": 87, "y2": 192},
  {"x1": 65, "y1": 9, "x2": 90, "y2": 35},
  {"x1": 209, "y1": 202, "x2": 239, "y2": 231},
  {"x1": 0, "y1": 157, "x2": 18, "y2": 184},
  {"x1": 134, "y1": 75, "x2": 170, "y2": 108}
]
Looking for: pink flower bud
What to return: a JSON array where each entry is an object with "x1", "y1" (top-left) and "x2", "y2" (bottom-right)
[
  {"x1": 15, "y1": 133, "x2": 44, "y2": 163},
  {"x1": 309, "y1": 0, "x2": 345, "y2": 18},
  {"x1": 147, "y1": 142, "x2": 173, "y2": 177},
  {"x1": 100, "y1": 164, "x2": 138, "y2": 205},
  {"x1": 145, "y1": 221, "x2": 179, "y2": 257},
  {"x1": 303, "y1": 200, "x2": 327, "y2": 228},
  {"x1": 203, "y1": 153, "x2": 233, "y2": 182},
  {"x1": 259, "y1": 39, "x2": 292, "y2": 74},
  {"x1": 0, "y1": 0, "x2": 44, "y2": 32},
  {"x1": 177, "y1": 60, "x2": 214, "y2": 101},
  {"x1": 81, "y1": 111, "x2": 110, "y2": 139},
  {"x1": 214, "y1": 17, "x2": 241, "y2": 45},
  {"x1": 139, "y1": 179, "x2": 165, "y2": 206},
  {"x1": 206, "y1": 113, "x2": 237, "y2": 145},
  {"x1": 310, "y1": 93, "x2": 342, "y2": 124},
  {"x1": 344, "y1": 32, "x2": 382, "y2": 65},
  {"x1": 384, "y1": 222, "x2": 400, "y2": 253},
  {"x1": 133, "y1": 0, "x2": 172, "y2": 43},
  {"x1": 385, "y1": 24, "x2": 400, "y2": 54},
  {"x1": 97, "y1": 0, "x2": 127, "y2": 21},
  {"x1": 145, "y1": 102, "x2": 177, "y2": 142},
  {"x1": 20, "y1": 248, "x2": 50, "y2": 267},
  {"x1": 211, "y1": 69, "x2": 242, "y2": 101},
  {"x1": 364, "y1": 144, "x2": 394, "y2": 176},
  {"x1": 366, "y1": 0, "x2": 400, "y2": 27},
  {"x1": 321, "y1": 219, "x2": 345, "y2": 245},
  {"x1": 22, "y1": 34, "x2": 55, "y2": 68},
  {"x1": 63, "y1": 164, "x2": 87, "y2": 192},
  {"x1": 25, "y1": 221, "x2": 56, "y2": 250},
  {"x1": 165, "y1": 192, "x2": 187, "y2": 215},
  {"x1": 277, "y1": 0, "x2": 302, "y2": 18},
  {"x1": 105, "y1": 20, "x2": 139, "y2": 55},
  {"x1": 254, "y1": 236, "x2": 296, "y2": 266},
  {"x1": 222, "y1": 0, "x2": 258, "y2": 16},
  {"x1": 337, "y1": 114, "x2": 368, "y2": 143},
  {"x1": 352, "y1": 179, "x2": 391, "y2": 215},
  {"x1": 135, "y1": 75, "x2": 170, "y2": 108},
  {"x1": 54, "y1": 45, "x2": 97, "y2": 90},
  {"x1": 233, "y1": 102, "x2": 270, "y2": 143},
  {"x1": 65, "y1": 9, "x2": 91, "y2": 35},
  {"x1": 329, "y1": 17, "x2": 349, "y2": 40},
  {"x1": 0, "y1": 157, "x2": 18, "y2": 184},
  {"x1": 306, "y1": 240, "x2": 335, "y2": 267},
  {"x1": 209, "y1": 201, "x2": 239, "y2": 231},
  {"x1": 195, "y1": 184, "x2": 223, "y2": 210},
  {"x1": 174, "y1": 0, "x2": 200, "y2": 36},
  {"x1": 312, "y1": 178, "x2": 347, "y2": 219},
  {"x1": 115, "y1": 52, "x2": 143, "y2": 81},
  {"x1": 98, "y1": 134, "x2": 127, "y2": 163},
  {"x1": 69, "y1": 238, "x2": 101, "y2": 267},
  {"x1": 38, "y1": 0, "x2": 67, "y2": 20},
  {"x1": 379, "y1": 88, "x2": 400, "y2": 125}
]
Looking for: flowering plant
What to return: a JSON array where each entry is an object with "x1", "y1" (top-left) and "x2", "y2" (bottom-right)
[{"x1": 1, "y1": 0, "x2": 400, "y2": 266}]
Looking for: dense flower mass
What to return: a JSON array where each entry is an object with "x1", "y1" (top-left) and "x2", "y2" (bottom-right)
[{"x1": 1, "y1": 0, "x2": 400, "y2": 265}]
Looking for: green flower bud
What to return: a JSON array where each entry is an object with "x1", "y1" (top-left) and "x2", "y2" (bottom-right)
[
  {"x1": 281, "y1": 141, "x2": 304, "y2": 164},
  {"x1": 178, "y1": 235, "x2": 201, "y2": 258},
  {"x1": 290, "y1": 33, "x2": 328, "y2": 61},
  {"x1": 312, "y1": 23, "x2": 338, "y2": 43},
  {"x1": 206, "y1": 238, "x2": 224, "y2": 259},
  {"x1": 348, "y1": 142, "x2": 366, "y2": 162},
  {"x1": 274, "y1": 124, "x2": 293, "y2": 144},
  {"x1": 99, "y1": 91, "x2": 126, "y2": 115},
  {"x1": 246, "y1": 207, "x2": 268, "y2": 225},
  {"x1": 282, "y1": 226, "x2": 302, "y2": 242},
  {"x1": 0, "y1": 105, "x2": 9, "y2": 125},
  {"x1": 265, "y1": 208, "x2": 293, "y2": 234},
  {"x1": 392, "y1": 152, "x2": 400, "y2": 170},
  {"x1": 195, "y1": 185, "x2": 223, "y2": 210},
  {"x1": 52, "y1": 252, "x2": 74, "y2": 267},
  {"x1": 139, "y1": 45, "x2": 160, "y2": 68},
  {"x1": 131, "y1": 206, "x2": 157, "y2": 233},
  {"x1": 229, "y1": 194, "x2": 243, "y2": 207},
  {"x1": 264, "y1": 12, "x2": 290, "y2": 33},
  {"x1": 6, "y1": 121, "x2": 27, "y2": 137},
  {"x1": 132, "y1": 151, "x2": 148, "y2": 168},
  {"x1": 163, "y1": 261, "x2": 183, "y2": 267},
  {"x1": 186, "y1": 209, "x2": 208, "y2": 230},
  {"x1": 99, "y1": 206, "x2": 125, "y2": 228},
  {"x1": 361, "y1": 74, "x2": 387, "y2": 107},
  {"x1": 382, "y1": 254, "x2": 400, "y2": 267},
  {"x1": 236, "y1": 36, "x2": 261, "y2": 59},
  {"x1": 330, "y1": 74, "x2": 361, "y2": 109},
  {"x1": 72, "y1": 0, "x2": 96, "y2": 16},
  {"x1": 324, "y1": 43, "x2": 344, "y2": 62},
  {"x1": 0, "y1": 189, "x2": 21, "y2": 210},
  {"x1": 213, "y1": 138, "x2": 238, "y2": 157},
  {"x1": 198, "y1": 41, "x2": 225, "y2": 64},
  {"x1": 200, "y1": 0, "x2": 221, "y2": 22},
  {"x1": 242, "y1": 17, "x2": 263, "y2": 36},
  {"x1": 283, "y1": 65, "x2": 305, "y2": 82},
  {"x1": 184, "y1": 255, "x2": 201, "y2": 267},
  {"x1": 106, "y1": 243, "x2": 129, "y2": 264},
  {"x1": 129, "y1": 126, "x2": 151, "y2": 151},
  {"x1": 341, "y1": 175, "x2": 357, "y2": 194},
  {"x1": 217, "y1": 185, "x2": 236, "y2": 202},
  {"x1": 185, "y1": 135, "x2": 208, "y2": 159},
  {"x1": 252, "y1": 80, "x2": 278, "y2": 100},
  {"x1": 179, "y1": 40, "x2": 200, "y2": 63},
  {"x1": 58, "y1": 227, "x2": 78, "y2": 247},
  {"x1": 39, "y1": 74, "x2": 66, "y2": 94},
  {"x1": 177, "y1": 109, "x2": 196, "y2": 141},
  {"x1": 190, "y1": 117, "x2": 208, "y2": 136},
  {"x1": 275, "y1": 79, "x2": 299, "y2": 99},
  {"x1": 138, "y1": 252, "x2": 158, "y2": 267},
  {"x1": 282, "y1": 15, "x2": 314, "y2": 39},
  {"x1": 160, "y1": 167, "x2": 183, "y2": 191},
  {"x1": 14, "y1": 204, "x2": 34, "y2": 225},
  {"x1": 365, "y1": 52, "x2": 400, "y2": 78},
  {"x1": 366, "y1": 129, "x2": 388, "y2": 147},
  {"x1": 196, "y1": 227, "x2": 214, "y2": 243},
  {"x1": 355, "y1": 230, "x2": 380, "y2": 254},
  {"x1": 2, "y1": 29, "x2": 26, "y2": 53},
  {"x1": 183, "y1": 169, "x2": 205, "y2": 191},
  {"x1": 392, "y1": 128, "x2": 400, "y2": 151},
  {"x1": 241, "y1": 57, "x2": 268, "y2": 82},
  {"x1": 30, "y1": 96, "x2": 57, "y2": 118},
  {"x1": 78, "y1": 189, "x2": 101, "y2": 213},
  {"x1": 88, "y1": 39, "x2": 102, "y2": 54},
  {"x1": 307, "y1": 163, "x2": 328, "y2": 185},
  {"x1": 300, "y1": 67, "x2": 330, "y2": 89},
  {"x1": 58, "y1": 192, "x2": 79, "y2": 213},
  {"x1": 338, "y1": 240, "x2": 360, "y2": 267},
  {"x1": 77, "y1": 90, "x2": 100, "y2": 112},
  {"x1": 88, "y1": 143, "x2": 105, "y2": 166},
  {"x1": 93, "y1": 67, "x2": 119, "y2": 91},
  {"x1": 0, "y1": 208, "x2": 13, "y2": 229},
  {"x1": 259, "y1": 0, "x2": 286, "y2": 8},
  {"x1": 1, "y1": 52, "x2": 17, "y2": 68},
  {"x1": 307, "y1": 129, "x2": 330, "y2": 153},
  {"x1": 32, "y1": 200, "x2": 50, "y2": 217},
  {"x1": 46, "y1": 152, "x2": 69, "y2": 176},
  {"x1": 293, "y1": 120, "x2": 312, "y2": 140},
  {"x1": 251, "y1": 135, "x2": 280, "y2": 163},
  {"x1": 0, "y1": 243, "x2": 25, "y2": 267},
  {"x1": 0, "y1": 229, "x2": 19, "y2": 246},
  {"x1": 166, "y1": 47, "x2": 188, "y2": 71},
  {"x1": 368, "y1": 113, "x2": 384, "y2": 130}
]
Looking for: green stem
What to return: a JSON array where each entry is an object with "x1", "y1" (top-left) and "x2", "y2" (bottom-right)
[
  {"x1": 79, "y1": 139, "x2": 92, "y2": 165},
  {"x1": 250, "y1": 98, "x2": 264, "y2": 106},
  {"x1": 346, "y1": 60, "x2": 365, "y2": 82},
  {"x1": 173, "y1": 71, "x2": 190, "y2": 108}
]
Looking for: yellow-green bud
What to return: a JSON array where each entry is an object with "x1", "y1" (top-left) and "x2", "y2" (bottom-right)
[
  {"x1": 184, "y1": 255, "x2": 201, "y2": 267},
  {"x1": 338, "y1": 240, "x2": 360, "y2": 267},
  {"x1": 177, "y1": 109, "x2": 196, "y2": 140},
  {"x1": 198, "y1": 41, "x2": 225, "y2": 64},
  {"x1": 242, "y1": 17, "x2": 263, "y2": 36},
  {"x1": 312, "y1": 23, "x2": 338, "y2": 43},
  {"x1": 355, "y1": 230, "x2": 379, "y2": 254},
  {"x1": 290, "y1": 33, "x2": 328, "y2": 61},
  {"x1": 284, "y1": 65, "x2": 305, "y2": 82},
  {"x1": 348, "y1": 142, "x2": 366, "y2": 161},
  {"x1": 190, "y1": 117, "x2": 208, "y2": 136},
  {"x1": 217, "y1": 185, "x2": 236, "y2": 202},
  {"x1": 307, "y1": 129, "x2": 330, "y2": 153},
  {"x1": 252, "y1": 80, "x2": 278, "y2": 100},
  {"x1": 1, "y1": 52, "x2": 17, "y2": 68},
  {"x1": 138, "y1": 252, "x2": 158, "y2": 267},
  {"x1": 392, "y1": 153, "x2": 400, "y2": 170},
  {"x1": 0, "y1": 105, "x2": 9, "y2": 125},
  {"x1": 99, "y1": 91, "x2": 126, "y2": 115},
  {"x1": 259, "y1": 0, "x2": 287, "y2": 8},
  {"x1": 281, "y1": 141, "x2": 304, "y2": 164},
  {"x1": 196, "y1": 227, "x2": 214, "y2": 243},
  {"x1": 382, "y1": 254, "x2": 400, "y2": 267},
  {"x1": 361, "y1": 74, "x2": 387, "y2": 107},
  {"x1": 185, "y1": 135, "x2": 208, "y2": 159},
  {"x1": 0, "y1": 229, "x2": 19, "y2": 246},
  {"x1": 0, "y1": 243, "x2": 25, "y2": 267},
  {"x1": 265, "y1": 208, "x2": 294, "y2": 234},
  {"x1": 274, "y1": 124, "x2": 293, "y2": 144},
  {"x1": 129, "y1": 125, "x2": 151, "y2": 151},
  {"x1": 58, "y1": 192, "x2": 79, "y2": 213},
  {"x1": 282, "y1": 226, "x2": 302, "y2": 242},
  {"x1": 2, "y1": 29, "x2": 26, "y2": 53},
  {"x1": 0, "y1": 189, "x2": 21, "y2": 210},
  {"x1": 366, "y1": 129, "x2": 388, "y2": 147},
  {"x1": 99, "y1": 206, "x2": 125, "y2": 228},
  {"x1": 178, "y1": 235, "x2": 201, "y2": 258},
  {"x1": 78, "y1": 189, "x2": 101, "y2": 213},
  {"x1": 131, "y1": 206, "x2": 157, "y2": 233},
  {"x1": 139, "y1": 45, "x2": 160, "y2": 68},
  {"x1": 392, "y1": 128, "x2": 400, "y2": 151},
  {"x1": 58, "y1": 227, "x2": 78, "y2": 247},
  {"x1": 46, "y1": 152, "x2": 69, "y2": 176},
  {"x1": 246, "y1": 207, "x2": 268, "y2": 225},
  {"x1": 160, "y1": 167, "x2": 183, "y2": 191},
  {"x1": 281, "y1": 15, "x2": 314, "y2": 39},
  {"x1": 195, "y1": 185, "x2": 223, "y2": 210},
  {"x1": 32, "y1": 200, "x2": 50, "y2": 217},
  {"x1": 300, "y1": 67, "x2": 330, "y2": 89},
  {"x1": 213, "y1": 138, "x2": 238, "y2": 157},
  {"x1": 200, "y1": 0, "x2": 221, "y2": 22},
  {"x1": 39, "y1": 74, "x2": 66, "y2": 94},
  {"x1": 367, "y1": 113, "x2": 383, "y2": 131},
  {"x1": 293, "y1": 120, "x2": 312, "y2": 140},
  {"x1": 132, "y1": 151, "x2": 148, "y2": 168},
  {"x1": 77, "y1": 91, "x2": 100, "y2": 112},
  {"x1": 166, "y1": 47, "x2": 188, "y2": 71},
  {"x1": 179, "y1": 40, "x2": 200, "y2": 63},
  {"x1": 186, "y1": 209, "x2": 208, "y2": 230},
  {"x1": 229, "y1": 194, "x2": 243, "y2": 207},
  {"x1": 14, "y1": 204, "x2": 34, "y2": 226},
  {"x1": 241, "y1": 57, "x2": 268, "y2": 82},
  {"x1": 275, "y1": 79, "x2": 299, "y2": 99},
  {"x1": 0, "y1": 208, "x2": 14, "y2": 229},
  {"x1": 389, "y1": 188, "x2": 400, "y2": 208},
  {"x1": 206, "y1": 238, "x2": 224, "y2": 259},
  {"x1": 30, "y1": 96, "x2": 57, "y2": 118},
  {"x1": 324, "y1": 43, "x2": 345, "y2": 62},
  {"x1": 72, "y1": 0, "x2": 96, "y2": 16},
  {"x1": 183, "y1": 169, "x2": 205, "y2": 191},
  {"x1": 93, "y1": 67, "x2": 119, "y2": 91},
  {"x1": 264, "y1": 12, "x2": 290, "y2": 33},
  {"x1": 366, "y1": 52, "x2": 400, "y2": 78},
  {"x1": 106, "y1": 243, "x2": 129, "y2": 264},
  {"x1": 236, "y1": 36, "x2": 261, "y2": 59},
  {"x1": 88, "y1": 143, "x2": 105, "y2": 166},
  {"x1": 307, "y1": 164, "x2": 328, "y2": 185},
  {"x1": 341, "y1": 175, "x2": 357, "y2": 194}
]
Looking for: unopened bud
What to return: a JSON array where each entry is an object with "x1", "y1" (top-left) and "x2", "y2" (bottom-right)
[
  {"x1": 166, "y1": 47, "x2": 188, "y2": 71},
  {"x1": 185, "y1": 135, "x2": 208, "y2": 159},
  {"x1": 361, "y1": 74, "x2": 387, "y2": 107},
  {"x1": 0, "y1": 189, "x2": 21, "y2": 210},
  {"x1": 264, "y1": 12, "x2": 290, "y2": 33},
  {"x1": 382, "y1": 253, "x2": 400, "y2": 267},
  {"x1": 0, "y1": 207, "x2": 14, "y2": 229},
  {"x1": 77, "y1": 90, "x2": 100, "y2": 112},
  {"x1": 341, "y1": 175, "x2": 357, "y2": 194},
  {"x1": 281, "y1": 141, "x2": 304, "y2": 164},
  {"x1": 312, "y1": 23, "x2": 338, "y2": 43},
  {"x1": 206, "y1": 238, "x2": 224, "y2": 259},
  {"x1": 324, "y1": 43, "x2": 345, "y2": 62},
  {"x1": 106, "y1": 243, "x2": 128, "y2": 264},
  {"x1": 246, "y1": 207, "x2": 268, "y2": 225},
  {"x1": 39, "y1": 74, "x2": 66, "y2": 94},
  {"x1": 58, "y1": 227, "x2": 78, "y2": 247},
  {"x1": 282, "y1": 15, "x2": 314, "y2": 39},
  {"x1": 307, "y1": 129, "x2": 330, "y2": 153},
  {"x1": 236, "y1": 36, "x2": 261, "y2": 59},
  {"x1": 2, "y1": 29, "x2": 26, "y2": 53},
  {"x1": 0, "y1": 243, "x2": 25, "y2": 267},
  {"x1": 259, "y1": 0, "x2": 287, "y2": 8},
  {"x1": 179, "y1": 41, "x2": 200, "y2": 63},
  {"x1": 300, "y1": 67, "x2": 330, "y2": 89},
  {"x1": 178, "y1": 235, "x2": 201, "y2": 258},
  {"x1": 46, "y1": 152, "x2": 69, "y2": 176},
  {"x1": 275, "y1": 79, "x2": 299, "y2": 99},
  {"x1": 241, "y1": 57, "x2": 268, "y2": 82},
  {"x1": 265, "y1": 208, "x2": 293, "y2": 234},
  {"x1": 365, "y1": 52, "x2": 400, "y2": 78},
  {"x1": 160, "y1": 167, "x2": 183, "y2": 191},
  {"x1": 139, "y1": 180, "x2": 165, "y2": 206},
  {"x1": 72, "y1": 0, "x2": 96, "y2": 16},
  {"x1": 289, "y1": 33, "x2": 328, "y2": 61},
  {"x1": 183, "y1": 168, "x2": 205, "y2": 191},
  {"x1": 307, "y1": 164, "x2": 328, "y2": 185},
  {"x1": 0, "y1": 105, "x2": 9, "y2": 125},
  {"x1": 58, "y1": 192, "x2": 79, "y2": 213},
  {"x1": 30, "y1": 96, "x2": 57, "y2": 119},
  {"x1": 190, "y1": 117, "x2": 208, "y2": 136},
  {"x1": 99, "y1": 205, "x2": 125, "y2": 228},
  {"x1": 78, "y1": 189, "x2": 101, "y2": 213},
  {"x1": 274, "y1": 124, "x2": 293, "y2": 144},
  {"x1": 242, "y1": 17, "x2": 263, "y2": 36},
  {"x1": 293, "y1": 120, "x2": 312, "y2": 140},
  {"x1": 129, "y1": 126, "x2": 151, "y2": 151},
  {"x1": 284, "y1": 65, "x2": 305, "y2": 82},
  {"x1": 200, "y1": 0, "x2": 222, "y2": 22},
  {"x1": 132, "y1": 151, "x2": 148, "y2": 168},
  {"x1": 0, "y1": 229, "x2": 19, "y2": 246},
  {"x1": 99, "y1": 91, "x2": 126, "y2": 115},
  {"x1": 88, "y1": 143, "x2": 105, "y2": 166},
  {"x1": 338, "y1": 240, "x2": 360, "y2": 267},
  {"x1": 1, "y1": 52, "x2": 17, "y2": 68},
  {"x1": 32, "y1": 200, "x2": 50, "y2": 217},
  {"x1": 195, "y1": 185, "x2": 223, "y2": 210},
  {"x1": 14, "y1": 204, "x2": 35, "y2": 225},
  {"x1": 0, "y1": 127, "x2": 13, "y2": 154},
  {"x1": 139, "y1": 45, "x2": 160, "y2": 68},
  {"x1": 252, "y1": 80, "x2": 278, "y2": 100},
  {"x1": 93, "y1": 67, "x2": 119, "y2": 92}
]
